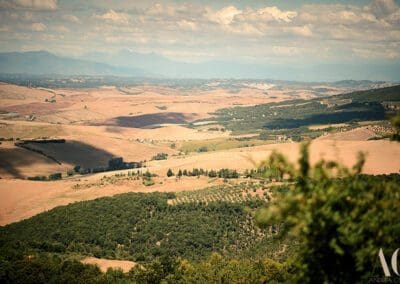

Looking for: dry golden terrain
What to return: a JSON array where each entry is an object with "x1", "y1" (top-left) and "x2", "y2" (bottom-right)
[
  {"x1": 81, "y1": 257, "x2": 137, "y2": 273},
  {"x1": 0, "y1": 83, "x2": 399, "y2": 227}
]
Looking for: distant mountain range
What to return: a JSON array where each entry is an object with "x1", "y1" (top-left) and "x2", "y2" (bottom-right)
[
  {"x1": 0, "y1": 51, "x2": 147, "y2": 77},
  {"x1": 1, "y1": 50, "x2": 400, "y2": 82}
]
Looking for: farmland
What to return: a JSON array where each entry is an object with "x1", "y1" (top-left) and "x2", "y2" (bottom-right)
[
  {"x1": 0, "y1": 78, "x2": 399, "y2": 282},
  {"x1": 207, "y1": 85, "x2": 400, "y2": 135},
  {"x1": 2, "y1": 0, "x2": 400, "y2": 281},
  {"x1": 0, "y1": 81, "x2": 399, "y2": 224}
]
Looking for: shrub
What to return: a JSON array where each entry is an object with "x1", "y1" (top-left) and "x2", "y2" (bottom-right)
[
  {"x1": 167, "y1": 169, "x2": 174, "y2": 177},
  {"x1": 151, "y1": 153, "x2": 168, "y2": 161},
  {"x1": 48, "y1": 173, "x2": 62, "y2": 180},
  {"x1": 143, "y1": 178, "x2": 155, "y2": 186},
  {"x1": 27, "y1": 176, "x2": 47, "y2": 181},
  {"x1": 256, "y1": 143, "x2": 400, "y2": 283},
  {"x1": 197, "y1": 146, "x2": 208, "y2": 152},
  {"x1": 108, "y1": 157, "x2": 124, "y2": 170}
]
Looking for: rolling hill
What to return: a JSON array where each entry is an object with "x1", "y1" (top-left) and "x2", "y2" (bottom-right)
[{"x1": 211, "y1": 84, "x2": 400, "y2": 132}]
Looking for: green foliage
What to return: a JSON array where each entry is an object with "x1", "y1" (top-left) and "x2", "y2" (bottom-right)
[
  {"x1": 27, "y1": 175, "x2": 47, "y2": 181},
  {"x1": 177, "y1": 168, "x2": 240, "y2": 179},
  {"x1": 151, "y1": 153, "x2": 168, "y2": 161},
  {"x1": 0, "y1": 193, "x2": 269, "y2": 264},
  {"x1": 48, "y1": 172, "x2": 62, "y2": 180},
  {"x1": 0, "y1": 254, "x2": 104, "y2": 284},
  {"x1": 166, "y1": 168, "x2": 174, "y2": 177},
  {"x1": 142, "y1": 178, "x2": 155, "y2": 186},
  {"x1": 211, "y1": 85, "x2": 400, "y2": 134},
  {"x1": 218, "y1": 169, "x2": 239, "y2": 179},
  {"x1": 108, "y1": 157, "x2": 124, "y2": 170},
  {"x1": 156, "y1": 105, "x2": 168, "y2": 110},
  {"x1": 0, "y1": 250, "x2": 291, "y2": 283},
  {"x1": 391, "y1": 112, "x2": 400, "y2": 141},
  {"x1": 208, "y1": 169, "x2": 217, "y2": 178},
  {"x1": 197, "y1": 146, "x2": 208, "y2": 152},
  {"x1": 180, "y1": 138, "x2": 269, "y2": 153},
  {"x1": 171, "y1": 253, "x2": 288, "y2": 284},
  {"x1": 170, "y1": 183, "x2": 268, "y2": 206},
  {"x1": 255, "y1": 144, "x2": 400, "y2": 283}
]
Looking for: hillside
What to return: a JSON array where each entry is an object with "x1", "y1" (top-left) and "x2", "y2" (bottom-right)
[
  {"x1": 0, "y1": 171, "x2": 399, "y2": 282},
  {"x1": 210, "y1": 84, "x2": 400, "y2": 133},
  {"x1": 0, "y1": 192, "x2": 276, "y2": 262}
]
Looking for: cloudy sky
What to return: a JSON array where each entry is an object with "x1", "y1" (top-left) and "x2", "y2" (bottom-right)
[{"x1": 0, "y1": 0, "x2": 399, "y2": 67}]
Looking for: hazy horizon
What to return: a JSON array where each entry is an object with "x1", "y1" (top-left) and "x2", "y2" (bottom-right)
[{"x1": 1, "y1": 0, "x2": 400, "y2": 80}]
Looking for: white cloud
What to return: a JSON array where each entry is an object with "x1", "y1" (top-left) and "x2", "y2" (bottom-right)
[
  {"x1": 177, "y1": 20, "x2": 197, "y2": 31},
  {"x1": 289, "y1": 25, "x2": 313, "y2": 37},
  {"x1": 206, "y1": 5, "x2": 298, "y2": 37},
  {"x1": 298, "y1": 4, "x2": 378, "y2": 25},
  {"x1": 31, "y1": 22, "x2": 46, "y2": 31},
  {"x1": 146, "y1": 3, "x2": 176, "y2": 17},
  {"x1": 228, "y1": 22, "x2": 264, "y2": 36},
  {"x1": 8, "y1": 0, "x2": 57, "y2": 10},
  {"x1": 208, "y1": 6, "x2": 242, "y2": 25},
  {"x1": 53, "y1": 25, "x2": 69, "y2": 33},
  {"x1": 256, "y1": 6, "x2": 297, "y2": 23},
  {"x1": 95, "y1": 9, "x2": 130, "y2": 25},
  {"x1": 1, "y1": 1, "x2": 399, "y2": 65},
  {"x1": 62, "y1": 14, "x2": 80, "y2": 24}
]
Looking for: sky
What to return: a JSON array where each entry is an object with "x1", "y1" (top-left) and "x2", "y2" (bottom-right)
[{"x1": 0, "y1": 0, "x2": 399, "y2": 68}]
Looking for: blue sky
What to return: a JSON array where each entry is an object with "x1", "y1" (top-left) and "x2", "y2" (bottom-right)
[{"x1": 0, "y1": 0, "x2": 399, "y2": 72}]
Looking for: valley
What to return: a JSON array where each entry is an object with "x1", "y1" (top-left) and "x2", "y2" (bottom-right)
[{"x1": 0, "y1": 78, "x2": 399, "y2": 282}]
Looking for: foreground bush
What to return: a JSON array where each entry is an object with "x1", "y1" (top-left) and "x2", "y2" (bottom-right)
[{"x1": 256, "y1": 143, "x2": 400, "y2": 283}]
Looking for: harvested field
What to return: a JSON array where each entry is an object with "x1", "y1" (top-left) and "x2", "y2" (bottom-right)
[
  {"x1": 317, "y1": 127, "x2": 378, "y2": 141},
  {"x1": 81, "y1": 257, "x2": 137, "y2": 273},
  {"x1": 143, "y1": 140, "x2": 400, "y2": 176},
  {"x1": 20, "y1": 140, "x2": 115, "y2": 169},
  {"x1": 0, "y1": 142, "x2": 69, "y2": 179},
  {"x1": 0, "y1": 82, "x2": 399, "y2": 227},
  {"x1": 0, "y1": 121, "x2": 65, "y2": 139},
  {"x1": 0, "y1": 176, "x2": 223, "y2": 225}
]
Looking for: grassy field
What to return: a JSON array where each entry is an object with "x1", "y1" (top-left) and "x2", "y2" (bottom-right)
[{"x1": 0, "y1": 122, "x2": 65, "y2": 139}]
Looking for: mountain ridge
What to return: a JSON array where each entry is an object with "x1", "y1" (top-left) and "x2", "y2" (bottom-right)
[{"x1": 1, "y1": 50, "x2": 400, "y2": 81}]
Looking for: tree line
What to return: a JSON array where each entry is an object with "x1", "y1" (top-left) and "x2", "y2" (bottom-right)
[{"x1": 167, "y1": 168, "x2": 239, "y2": 179}]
